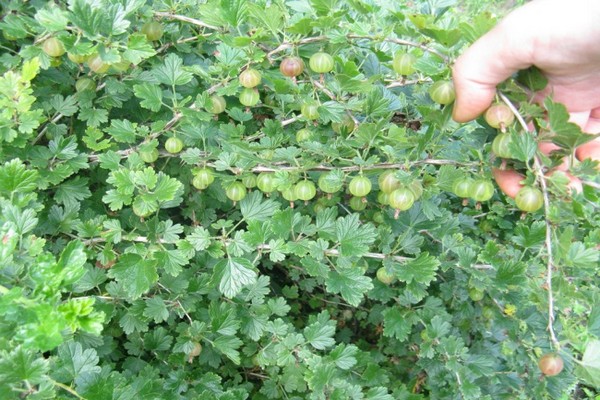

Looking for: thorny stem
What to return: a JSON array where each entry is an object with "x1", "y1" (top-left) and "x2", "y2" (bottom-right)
[
  {"x1": 157, "y1": 34, "x2": 211, "y2": 52},
  {"x1": 88, "y1": 134, "x2": 479, "y2": 170},
  {"x1": 32, "y1": 113, "x2": 64, "y2": 145},
  {"x1": 48, "y1": 378, "x2": 87, "y2": 400},
  {"x1": 315, "y1": 296, "x2": 370, "y2": 312},
  {"x1": 385, "y1": 78, "x2": 432, "y2": 89},
  {"x1": 86, "y1": 82, "x2": 226, "y2": 163},
  {"x1": 498, "y1": 92, "x2": 560, "y2": 349},
  {"x1": 80, "y1": 236, "x2": 490, "y2": 270},
  {"x1": 281, "y1": 116, "x2": 299, "y2": 126},
  {"x1": 267, "y1": 36, "x2": 328, "y2": 60},
  {"x1": 349, "y1": 35, "x2": 449, "y2": 62},
  {"x1": 33, "y1": 82, "x2": 106, "y2": 145},
  {"x1": 266, "y1": 35, "x2": 448, "y2": 63},
  {"x1": 237, "y1": 160, "x2": 478, "y2": 173},
  {"x1": 154, "y1": 11, "x2": 220, "y2": 31},
  {"x1": 311, "y1": 79, "x2": 336, "y2": 100},
  {"x1": 176, "y1": 300, "x2": 193, "y2": 323},
  {"x1": 160, "y1": 81, "x2": 225, "y2": 131},
  {"x1": 311, "y1": 78, "x2": 360, "y2": 128}
]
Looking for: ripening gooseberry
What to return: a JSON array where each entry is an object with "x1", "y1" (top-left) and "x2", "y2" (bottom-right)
[
  {"x1": 242, "y1": 174, "x2": 257, "y2": 188},
  {"x1": 453, "y1": 177, "x2": 474, "y2": 198},
  {"x1": 376, "y1": 267, "x2": 395, "y2": 285},
  {"x1": 206, "y1": 95, "x2": 226, "y2": 114},
  {"x1": 42, "y1": 37, "x2": 66, "y2": 57},
  {"x1": 87, "y1": 54, "x2": 110, "y2": 74},
  {"x1": 349, "y1": 196, "x2": 367, "y2": 211},
  {"x1": 301, "y1": 102, "x2": 320, "y2": 120},
  {"x1": 378, "y1": 170, "x2": 401, "y2": 194},
  {"x1": 141, "y1": 21, "x2": 164, "y2": 41},
  {"x1": 515, "y1": 186, "x2": 543, "y2": 212},
  {"x1": 239, "y1": 68, "x2": 262, "y2": 88},
  {"x1": 491, "y1": 132, "x2": 514, "y2": 159},
  {"x1": 429, "y1": 80, "x2": 455, "y2": 105},
  {"x1": 469, "y1": 180, "x2": 495, "y2": 202},
  {"x1": 279, "y1": 56, "x2": 304, "y2": 77},
  {"x1": 377, "y1": 191, "x2": 390, "y2": 205},
  {"x1": 192, "y1": 168, "x2": 215, "y2": 190},
  {"x1": 139, "y1": 148, "x2": 159, "y2": 163},
  {"x1": 68, "y1": 52, "x2": 88, "y2": 64},
  {"x1": 348, "y1": 175, "x2": 372, "y2": 197},
  {"x1": 408, "y1": 180, "x2": 423, "y2": 200},
  {"x1": 538, "y1": 354, "x2": 564, "y2": 377},
  {"x1": 295, "y1": 180, "x2": 317, "y2": 201},
  {"x1": 392, "y1": 52, "x2": 416, "y2": 76},
  {"x1": 332, "y1": 116, "x2": 356, "y2": 135},
  {"x1": 484, "y1": 104, "x2": 514, "y2": 130},
  {"x1": 132, "y1": 201, "x2": 152, "y2": 218},
  {"x1": 281, "y1": 187, "x2": 297, "y2": 207},
  {"x1": 75, "y1": 77, "x2": 96, "y2": 92},
  {"x1": 239, "y1": 88, "x2": 260, "y2": 107},
  {"x1": 257, "y1": 172, "x2": 277, "y2": 194},
  {"x1": 226, "y1": 181, "x2": 247, "y2": 202},
  {"x1": 388, "y1": 187, "x2": 415, "y2": 211},
  {"x1": 469, "y1": 288, "x2": 484, "y2": 302},
  {"x1": 164, "y1": 137, "x2": 184, "y2": 154},
  {"x1": 309, "y1": 52, "x2": 334, "y2": 73},
  {"x1": 296, "y1": 128, "x2": 313, "y2": 143}
]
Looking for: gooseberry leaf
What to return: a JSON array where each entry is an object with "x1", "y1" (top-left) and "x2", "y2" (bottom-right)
[
  {"x1": 240, "y1": 191, "x2": 280, "y2": 222},
  {"x1": 545, "y1": 98, "x2": 597, "y2": 151},
  {"x1": 388, "y1": 253, "x2": 440, "y2": 285},
  {"x1": 325, "y1": 265, "x2": 373, "y2": 306},
  {"x1": 52, "y1": 342, "x2": 101, "y2": 383},
  {"x1": 382, "y1": 307, "x2": 413, "y2": 341},
  {"x1": 576, "y1": 339, "x2": 600, "y2": 388},
  {"x1": 0, "y1": 347, "x2": 49, "y2": 385},
  {"x1": 123, "y1": 34, "x2": 156, "y2": 65},
  {"x1": 508, "y1": 130, "x2": 537, "y2": 162},
  {"x1": 0, "y1": 159, "x2": 39, "y2": 194},
  {"x1": 214, "y1": 257, "x2": 258, "y2": 298},
  {"x1": 304, "y1": 312, "x2": 336, "y2": 350},
  {"x1": 335, "y1": 214, "x2": 377, "y2": 257},
  {"x1": 153, "y1": 54, "x2": 193, "y2": 86},
  {"x1": 133, "y1": 83, "x2": 163, "y2": 112},
  {"x1": 107, "y1": 254, "x2": 158, "y2": 300}
]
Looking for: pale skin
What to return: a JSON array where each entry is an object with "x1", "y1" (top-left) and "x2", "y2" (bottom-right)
[{"x1": 452, "y1": 0, "x2": 600, "y2": 197}]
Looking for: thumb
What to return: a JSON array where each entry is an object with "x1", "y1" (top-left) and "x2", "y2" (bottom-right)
[{"x1": 452, "y1": 11, "x2": 535, "y2": 122}]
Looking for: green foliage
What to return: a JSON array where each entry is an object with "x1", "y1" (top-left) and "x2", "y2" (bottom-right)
[{"x1": 0, "y1": 0, "x2": 598, "y2": 399}]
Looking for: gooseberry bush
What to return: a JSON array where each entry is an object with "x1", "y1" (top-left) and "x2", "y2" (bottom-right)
[{"x1": 1, "y1": 0, "x2": 600, "y2": 399}]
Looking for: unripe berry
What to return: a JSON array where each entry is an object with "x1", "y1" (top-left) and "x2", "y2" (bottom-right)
[{"x1": 484, "y1": 104, "x2": 514, "y2": 130}]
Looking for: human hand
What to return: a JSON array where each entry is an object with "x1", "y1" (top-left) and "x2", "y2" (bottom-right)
[{"x1": 452, "y1": 0, "x2": 600, "y2": 196}]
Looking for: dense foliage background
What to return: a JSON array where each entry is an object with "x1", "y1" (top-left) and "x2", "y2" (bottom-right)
[{"x1": 0, "y1": 0, "x2": 599, "y2": 399}]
